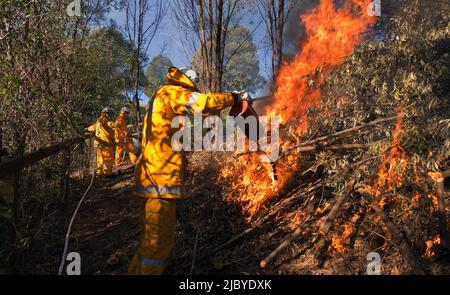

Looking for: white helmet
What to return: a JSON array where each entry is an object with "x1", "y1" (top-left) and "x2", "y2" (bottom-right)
[
  {"x1": 121, "y1": 106, "x2": 131, "y2": 113},
  {"x1": 181, "y1": 68, "x2": 200, "y2": 84},
  {"x1": 101, "y1": 106, "x2": 114, "y2": 113}
]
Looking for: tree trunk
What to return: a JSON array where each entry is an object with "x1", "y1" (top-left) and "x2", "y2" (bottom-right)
[
  {"x1": 198, "y1": 0, "x2": 211, "y2": 90},
  {"x1": 276, "y1": 0, "x2": 285, "y2": 74},
  {"x1": 12, "y1": 134, "x2": 25, "y2": 227},
  {"x1": 60, "y1": 148, "x2": 71, "y2": 212},
  {"x1": 214, "y1": 0, "x2": 224, "y2": 92},
  {"x1": 268, "y1": 0, "x2": 276, "y2": 80},
  {"x1": 0, "y1": 120, "x2": 3, "y2": 161},
  {"x1": 132, "y1": 0, "x2": 145, "y2": 140},
  {"x1": 133, "y1": 75, "x2": 141, "y2": 140}
]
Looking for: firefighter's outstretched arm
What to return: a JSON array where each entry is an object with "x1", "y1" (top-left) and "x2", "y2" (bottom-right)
[{"x1": 169, "y1": 90, "x2": 237, "y2": 116}]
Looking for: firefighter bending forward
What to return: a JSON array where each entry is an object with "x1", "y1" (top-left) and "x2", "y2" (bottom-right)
[
  {"x1": 128, "y1": 66, "x2": 250, "y2": 275},
  {"x1": 115, "y1": 107, "x2": 137, "y2": 165},
  {"x1": 85, "y1": 107, "x2": 116, "y2": 177}
]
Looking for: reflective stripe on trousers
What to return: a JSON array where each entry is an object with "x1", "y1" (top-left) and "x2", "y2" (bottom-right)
[
  {"x1": 140, "y1": 257, "x2": 167, "y2": 267},
  {"x1": 128, "y1": 198, "x2": 176, "y2": 275},
  {"x1": 134, "y1": 185, "x2": 181, "y2": 195}
]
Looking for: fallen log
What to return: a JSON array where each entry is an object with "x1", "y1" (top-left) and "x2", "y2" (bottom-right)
[{"x1": 0, "y1": 137, "x2": 85, "y2": 178}]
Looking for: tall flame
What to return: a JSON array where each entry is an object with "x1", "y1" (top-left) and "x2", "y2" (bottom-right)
[
  {"x1": 365, "y1": 108, "x2": 408, "y2": 202},
  {"x1": 374, "y1": 110, "x2": 408, "y2": 192},
  {"x1": 220, "y1": 0, "x2": 376, "y2": 221}
]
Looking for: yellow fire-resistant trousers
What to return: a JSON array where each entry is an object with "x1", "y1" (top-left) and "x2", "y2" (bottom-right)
[
  {"x1": 115, "y1": 140, "x2": 137, "y2": 165},
  {"x1": 96, "y1": 146, "x2": 114, "y2": 176},
  {"x1": 128, "y1": 198, "x2": 176, "y2": 275}
]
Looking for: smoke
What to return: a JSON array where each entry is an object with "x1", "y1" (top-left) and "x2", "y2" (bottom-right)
[
  {"x1": 283, "y1": 0, "x2": 407, "y2": 60},
  {"x1": 283, "y1": 0, "x2": 319, "y2": 60}
]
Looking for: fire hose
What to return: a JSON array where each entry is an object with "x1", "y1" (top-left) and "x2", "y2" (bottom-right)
[{"x1": 58, "y1": 171, "x2": 96, "y2": 275}]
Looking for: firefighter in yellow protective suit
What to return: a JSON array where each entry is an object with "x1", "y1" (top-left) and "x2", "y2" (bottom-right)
[
  {"x1": 85, "y1": 107, "x2": 116, "y2": 177},
  {"x1": 128, "y1": 67, "x2": 250, "y2": 275},
  {"x1": 115, "y1": 107, "x2": 137, "y2": 165}
]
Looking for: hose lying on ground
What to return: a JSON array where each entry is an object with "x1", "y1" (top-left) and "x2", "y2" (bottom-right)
[{"x1": 58, "y1": 172, "x2": 96, "y2": 275}]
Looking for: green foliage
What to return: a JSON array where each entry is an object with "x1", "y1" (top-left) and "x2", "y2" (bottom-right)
[
  {"x1": 191, "y1": 25, "x2": 265, "y2": 94},
  {"x1": 76, "y1": 25, "x2": 135, "y2": 120},
  {"x1": 316, "y1": 0, "x2": 449, "y2": 174},
  {"x1": 144, "y1": 54, "x2": 172, "y2": 97},
  {"x1": 0, "y1": 0, "x2": 131, "y2": 274}
]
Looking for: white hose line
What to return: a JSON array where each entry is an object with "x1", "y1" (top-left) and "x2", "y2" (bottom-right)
[{"x1": 58, "y1": 172, "x2": 95, "y2": 275}]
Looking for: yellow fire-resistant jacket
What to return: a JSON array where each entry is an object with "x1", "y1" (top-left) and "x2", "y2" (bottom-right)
[
  {"x1": 114, "y1": 112, "x2": 129, "y2": 143},
  {"x1": 86, "y1": 115, "x2": 116, "y2": 147},
  {"x1": 134, "y1": 66, "x2": 235, "y2": 199}
]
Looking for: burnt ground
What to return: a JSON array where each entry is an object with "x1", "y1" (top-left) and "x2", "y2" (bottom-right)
[
  {"x1": 57, "y1": 152, "x2": 263, "y2": 275},
  {"x1": 55, "y1": 152, "x2": 284, "y2": 275},
  {"x1": 44, "y1": 152, "x2": 450, "y2": 275}
]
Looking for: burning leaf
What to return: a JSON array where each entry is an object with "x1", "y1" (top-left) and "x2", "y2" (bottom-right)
[{"x1": 425, "y1": 236, "x2": 440, "y2": 257}]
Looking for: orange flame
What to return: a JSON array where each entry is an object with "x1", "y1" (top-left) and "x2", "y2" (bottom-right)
[
  {"x1": 428, "y1": 193, "x2": 439, "y2": 207},
  {"x1": 425, "y1": 236, "x2": 440, "y2": 257},
  {"x1": 365, "y1": 109, "x2": 408, "y2": 200},
  {"x1": 377, "y1": 111, "x2": 407, "y2": 188},
  {"x1": 328, "y1": 223, "x2": 355, "y2": 254},
  {"x1": 220, "y1": 0, "x2": 376, "y2": 221},
  {"x1": 411, "y1": 194, "x2": 421, "y2": 207},
  {"x1": 428, "y1": 171, "x2": 444, "y2": 182}
]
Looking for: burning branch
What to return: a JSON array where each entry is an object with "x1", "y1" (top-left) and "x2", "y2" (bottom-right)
[
  {"x1": 234, "y1": 115, "x2": 396, "y2": 158},
  {"x1": 283, "y1": 143, "x2": 375, "y2": 154},
  {"x1": 428, "y1": 170, "x2": 450, "y2": 252},
  {"x1": 281, "y1": 116, "x2": 397, "y2": 155},
  {"x1": 320, "y1": 192, "x2": 347, "y2": 235}
]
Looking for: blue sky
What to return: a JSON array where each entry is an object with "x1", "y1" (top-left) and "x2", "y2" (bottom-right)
[{"x1": 106, "y1": 2, "x2": 272, "y2": 103}]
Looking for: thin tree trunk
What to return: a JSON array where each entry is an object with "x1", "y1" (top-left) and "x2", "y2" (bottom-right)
[
  {"x1": 208, "y1": 0, "x2": 214, "y2": 90},
  {"x1": 199, "y1": 0, "x2": 212, "y2": 90},
  {"x1": 276, "y1": 0, "x2": 285, "y2": 74},
  {"x1": 214, "y1": 0, "x2": 224, "y2": 91},
  {"x1": 133, "y1": 65, "x2": 141, "y2": 139},
  {"x1": 268, "y1": 0, "x2": 276, "y2": 79},
  {"x1": 132, "y1": 0, "x2": 145, "y2": 140},
  {"x1": 13, "y1": 134, "x2": 25, "y2": 227},
  {"x1": 198, "y1": 0, "x2": 210, "y2": 89},
  {"x1": 61, "y1": 148, "x2": 71, "y2": 212},
  {"x1": 0, "y1": 120, "x2": 3, "y2": 158}
]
